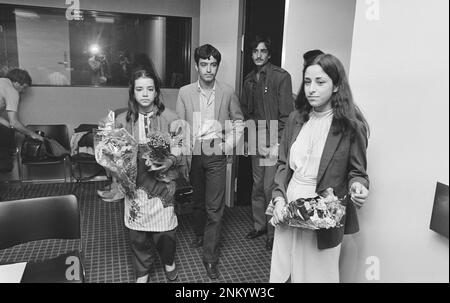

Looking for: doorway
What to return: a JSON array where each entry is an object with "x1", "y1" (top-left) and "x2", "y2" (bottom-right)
[{"x1": 235, "y1": 0, "x2": 286, "y2": 206}]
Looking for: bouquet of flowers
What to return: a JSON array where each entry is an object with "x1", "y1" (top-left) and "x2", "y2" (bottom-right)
[
  {"x1": 266, "y1": 188, "x2": 346, "y2": 230},
  {"x1": 140, "y1": 130, "x2": 183, "y2": 183},
  {"x1": 95, "y1": 111, "x2": 138, "y2": 200},
  {"x1": 141, "y1": 131, "x2": 171, "y2": 170}
]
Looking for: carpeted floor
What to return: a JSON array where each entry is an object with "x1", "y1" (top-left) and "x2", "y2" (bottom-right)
[{"x1": 0, "y1": 182, "x2": 272, "y2": 283}]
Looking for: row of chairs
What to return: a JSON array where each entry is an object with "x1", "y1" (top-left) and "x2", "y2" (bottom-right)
[{"x1": 0, "y1": 124, "x2": 103, "y2": 187}]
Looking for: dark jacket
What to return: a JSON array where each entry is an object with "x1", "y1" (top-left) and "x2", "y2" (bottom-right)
[
  {"x1": 272, "y1": 110, "x2": 370, "y2": 249},
  {"x1": 241, "y1": 62, "x2": 294, "y2": 142}
]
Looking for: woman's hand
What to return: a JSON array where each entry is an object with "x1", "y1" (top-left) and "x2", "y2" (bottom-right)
[
  {"x1": 272, "y1": 197, "x2": 287, "y2": 226},
  {"x1": 350, "y1": 182, "x2": 369, "y2": 208},
  {"x1": 149, "y1": 158, "x2": 174, "y2": 173}
]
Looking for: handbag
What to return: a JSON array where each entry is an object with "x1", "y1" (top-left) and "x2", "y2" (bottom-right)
[
  {"x1": 21, "y1": 130, "x2": 69, "y2": 161},
  {"x1": 21, "y1": 131, "x2": 47, "y2": 161},
  {"x1": 45, "y1": 138, "x2": 70, "y2": 159}
]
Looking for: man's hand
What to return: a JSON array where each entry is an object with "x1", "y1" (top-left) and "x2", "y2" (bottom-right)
[
  {"x1": 219, "y1": 142, "x2": 234, "y2": 156},
  {"x1": 268, "y1": 144, "x2": 279, "y2": 160},
  {"x1": 258, "y1": 145, "x2": 270, "y2": 157},
  {"x1": 350, "y1": 182, "x2": 369, "y2": 208},
  {"x1": 179, "y1": 165, "x2": 190, "y2": 181},
  {"x1": 29, "y1": 132, "x2": 44, "y2": 142}
]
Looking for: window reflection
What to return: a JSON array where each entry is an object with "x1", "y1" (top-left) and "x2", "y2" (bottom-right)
[{"x1": 0, "y1": 5, "x2": 191, "y2": 88}]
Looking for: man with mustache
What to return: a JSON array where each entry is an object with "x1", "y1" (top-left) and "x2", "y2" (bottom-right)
[{"x1": 240, "y1": 35, "x2": 294, "y2": 251}]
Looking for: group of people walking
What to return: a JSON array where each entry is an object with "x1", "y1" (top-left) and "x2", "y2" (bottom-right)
[
  {"x1": 110, "y1": 35, "x2": 370, "y2": 283},
  {"x1": 0, "y1": 34, "x2": 370, "y2": 283}
]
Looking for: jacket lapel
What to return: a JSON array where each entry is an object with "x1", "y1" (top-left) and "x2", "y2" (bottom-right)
[
  {"x1": 289, "y1": 113, "x2": 306, "y2": 147},
  {"x1": 191, "y1": 84, "x2": 201, "y2": 114},
  {"x1": 214, "y1": 81, "x2": 224, "y2": 120},
  {"x1": 316, "y1": 118, "x2": 342, "y2": 188}
]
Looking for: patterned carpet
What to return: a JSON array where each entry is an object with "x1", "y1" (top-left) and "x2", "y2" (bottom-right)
[{"x1": 0, "y1": 182, "x2": 272, "y2": 283}]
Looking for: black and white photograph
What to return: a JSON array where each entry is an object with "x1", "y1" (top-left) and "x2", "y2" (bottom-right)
[{"x1": 0, "y1": 0, "x2": 448, "y2": 290}]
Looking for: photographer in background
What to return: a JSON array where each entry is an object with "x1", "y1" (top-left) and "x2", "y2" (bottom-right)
[{"x1": 88, "y1": 52, "x2": 110, "y2": 86}]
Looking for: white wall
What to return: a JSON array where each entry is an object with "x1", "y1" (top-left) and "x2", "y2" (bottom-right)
[
  {"x1": 199, "y1": 0, "x2": 241, "y2": 91},
  {"x1": 282, "y1": 0, "x2": 356, "y2": 94},
  {"x1": 344, "y1": 0, "x2": 449, "y2": 282}
]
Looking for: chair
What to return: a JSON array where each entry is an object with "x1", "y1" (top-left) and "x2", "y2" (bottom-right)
[
  {"x1": 20, "y1": 124, "x2": 71, "y2": 185},
  {"x1": 70, "y1": 124, "x2": 106, "y2": 187},
  {"x1": 0, "y1": 125, "x2": 20, "y2": 174},
  {"x1": 0, "y1": 126, "x2": 21, "y2": 201},
  {"x1": 0, "y1": 195, "x2": 85, "y2": 283}
]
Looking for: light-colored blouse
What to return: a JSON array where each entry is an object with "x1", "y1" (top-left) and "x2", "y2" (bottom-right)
[{"x1": 289, "y1": 109, "x2": 334, "y2": 191}]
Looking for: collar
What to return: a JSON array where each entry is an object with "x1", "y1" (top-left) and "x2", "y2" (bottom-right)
[
  {"x1": 249, "y1": 62, "x2": 271, "y2": 84},
  {"x1": 139, "y1": 107, "x2": 156, "y2": 118},
  {"x1": 254, "y1": 62, "x2": 271, "y2": 75},
  {"x1": 197, "y1": 80, "x2": 216, "y2": 93}
]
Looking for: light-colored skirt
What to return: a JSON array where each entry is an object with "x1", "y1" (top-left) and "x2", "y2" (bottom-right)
[{"x1": 269, "y1": 175, "x2": 341, "y2": 283}]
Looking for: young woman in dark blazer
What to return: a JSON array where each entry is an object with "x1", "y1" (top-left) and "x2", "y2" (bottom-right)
[{"x1": 269, "y1": 54, "x2": 370, "y2": 283}]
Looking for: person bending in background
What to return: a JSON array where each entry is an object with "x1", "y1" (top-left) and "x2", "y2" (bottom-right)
[
  {"x1": 270, "y1": 54, "x2": 370, "y2": 283},
  {"x1": 0, "y1": 69, "x2": 44, "y2": 141}
]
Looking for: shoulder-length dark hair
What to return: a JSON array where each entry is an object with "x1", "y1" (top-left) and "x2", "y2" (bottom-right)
[
  {"x1": 126, "y1": 69, "x2": 165, "y2": 123},
  {"x1": 295, "y1": 54, "x2": 369, "y2": 137}
]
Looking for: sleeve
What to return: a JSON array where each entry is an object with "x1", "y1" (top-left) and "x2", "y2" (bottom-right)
[
  {"x1": 240, "y1": 82, "x2": 250, "y2": 120},
  {"x1": 277, "y1": 73, "x2": 294, "y2": 142},
  {"x1": 175, "y1": 89, "x2": 186, "y2": 121},
  {"x1": 5, "y1": 88, "x2": 19, "y2": 112},
  {"x1": 348, "y1": 122, "x2": 370, "y2": 190},
  {"x1": 224, "y1": 92, "x2": 245, "y2": 150},
  {"x1": 229, "y1": 92, "x2": 244, "y2": 122},
  {"x1": 272, "y1": 114, "x2": 293, "y2": 201},
  {"x1": 114, "y1": 113, "x2": 125, "y2": 129}
]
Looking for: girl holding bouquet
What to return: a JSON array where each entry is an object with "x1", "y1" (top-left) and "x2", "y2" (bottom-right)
[
  {"x1": 115, "y1": 69, "x2": 187, "y2": 283},
  {"x1": 269, "y1": 54, "x2": 370, "y2": 283}
]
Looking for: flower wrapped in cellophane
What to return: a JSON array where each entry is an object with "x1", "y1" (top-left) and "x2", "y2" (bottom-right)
[
  {"x1": 141, "y1": 131, "x2": 171, "y2": 170},
  {"x1": 267, "y1": 188, "x2": 346, "y2": 230},
  {"x1": 140, "y1": 130, "x2": 183, "y2": 183},
  {"x1": 95, "y1": 111, "x2": 138, "y2": 200}
]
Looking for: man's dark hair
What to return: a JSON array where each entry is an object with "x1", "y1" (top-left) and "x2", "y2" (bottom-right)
[
  {"x1": 303, "y1": 49, "x2": 324, "y2": 67},
  {"x1": 6, "y1": 68, "x2": 32, "y2": 86},
  {"x1": 194, "y1": 44, "x2": 222, "y2": 65},
  {"x1": 250, "y1": 35, "x2": 272, "y2": 55}
]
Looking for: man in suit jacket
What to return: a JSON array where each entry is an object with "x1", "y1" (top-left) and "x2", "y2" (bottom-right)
[{"x1": 176, "y1": 44, "x2": 244, "y2": 279}]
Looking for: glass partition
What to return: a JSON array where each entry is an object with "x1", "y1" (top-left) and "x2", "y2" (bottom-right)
[{"x1": 0, "y1": 4, "x2": 191, "y2": 88}]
